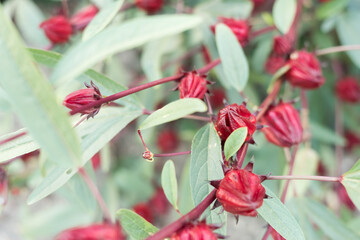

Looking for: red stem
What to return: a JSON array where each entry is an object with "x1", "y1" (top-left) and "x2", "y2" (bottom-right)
[
  {"x1": 236, "y1": 143, "x2": 249, "y2": 169},
  {"x1": 153, "y1": 151, "x2": 191, "y2": 158},
  {"x1": 0, "y1": 131, "x2": 27, "y2": 145},
  {"x1": 146, "y1": 189, "x2": 217, "y2": 240},
  {"x1": 256, "y1": 79, "x2": 283, "y2": 121},
  {"x1": 250, "y1": 26, "x2": 277, "y2": 39},
  {"x1": 267, "y1": 175, "x2": 340, "y2": 182},
  {"x1": 197, "y1": 58, "x2": 221, "y2": 74},
  {"x1": 280, "y1": 145, "x2": 299, "y2": 203}
]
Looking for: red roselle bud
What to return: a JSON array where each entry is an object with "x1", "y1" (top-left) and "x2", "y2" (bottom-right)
[
  {"x1": 260, "y1": 102, "x2": 303, "y2": 147},
  {"x1": 56, "y1": 223, "x2": 125, "y2": 240},
  {"x1": 335, "y1": 184, "x2": 356, "y2": 210},
  {"x1": 133, "y1": 202, "x2": 154, "y2": 223},
  {"x1": 285, "y1": 51, "x2": 325, "y2": 89},
  {"x1": 211, "y1": 17, "x2": 250, "y2": 46},
  {"x1": 40, "y1": 16, "x2": 72, "y2": 44},
  {"x1": 70, "y1": 5, "x2": 99, "y2": 31},
  {"x1": 270, "y1": 227, "x2": 285, "y2": 240},
  {"x1": 135, "y1": 0, "x2": 164, "y2": 14},
  {"x1": 0, "y1": 167, "x2": 7, "y2": 207},
  {"x1": 214, "y1": 103, "x2": 256, "y2": 142},
  {"x1": 265, "y1": 54, "x2": 287, "y2": 75},
  {"x1": 178, "y1": 71, "x2": 209, "y2": 99},
  {"x1": 91, "y1": 152, "x2": 101, "y2": 170},
  {"x1": 216, "y1": 169, "x2": 266, "y2": 216},
  {"x1": 273, "y1": 34, "x2": 294, "y2": 55},
  {"x1": 344, "y1": 131, "x2": 360, "y2": 151},
  {"x1": 157, "y1": 129, "x2": 180, "y2": 153},
  {"x1": 335, "y1": 77, "x2": 360, "y2": 103},
  {"x1": 149, "y1": 187, "x2": 169, "y2": 215},
  {"x1": 63, "y1": 81, "x2": 102, "y2": 117},
  {"x1": 170, "y1": 221, "x2": 221, "y2": 240}
]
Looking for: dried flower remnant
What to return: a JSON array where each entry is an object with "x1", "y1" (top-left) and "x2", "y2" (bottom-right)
[
  {"x1": 135, "y1": 0, "x2": 164, "y2": 14},
  {"x1": 178, "y1": 71, "x2": 209, "y2": 99},
  {"x1": 40, "y1": 16, "x2": 72, "y2": 44},
  {"x1": 56, "y1": 223, "x2": 125, "y2": 240},
  {"x1": 70, "y1": 5, "x2": 99, "y2": 31},
  {"x1": 335, "y1": 77, "x2": 360, "y2": 103},
  {"x1": 211, "y1": 17, "x2": 250, "y2": 46}
]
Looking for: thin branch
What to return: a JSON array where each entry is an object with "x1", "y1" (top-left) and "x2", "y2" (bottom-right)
[
  {"x1": 316, "y1": 45, "x2": 360, "y2": 56},
  {"x1": 153, "y1": 151, "x2": 191, "y2": 158},
  {"x1": 267, "y1": 175, "x2": 340, "y2": 182},
  {"x1": 280, "y1": 144, "x2": 299, "y2": 203}
]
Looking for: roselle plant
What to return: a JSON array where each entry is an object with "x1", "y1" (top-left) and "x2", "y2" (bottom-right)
[{"x1": 0, "y1": 0, "x2": 360, "y2": 239}]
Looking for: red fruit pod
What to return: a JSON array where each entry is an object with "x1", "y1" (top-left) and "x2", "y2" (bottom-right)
[
  {"x1": 149, "y1": 187, "x2": 169, "y2": 215},
  {"x1": 0, "y1": 167, "x2": 7, "y2": 207},
  {"x1": 133, "y1": 202, "x2": 154, "y2": 223},
  {"x1": 63, "y1": 82, "x2": 102, "y2": 116},
  {"x1": 335, "y1": 77, "x2": 360, "y2": 103},
  {"x1": 170, "y1": 221, "x2": 219, "y2": 240},
  {"x1": 135, "y1": 0, "x2": 164, "y2": 14},
  {"x1": 273, "y1": 34, "x2": 294, "y2": 55},
  {"x1": 56, "y1": 223, "x2": 125, "y2": 240},
  {"x1": 216, "y1": 169, "x2": 266, "y2": 216},
  {"x1": 178, "y1": 71, "x2": 209, "y2": 99},
  {"x1": 285, "y1": 51, "x2": 325, "y2": 89},
  {"x1": 156, "y1": 129, "x2": 179, "y2": 153},
  {"x1": 211, "y1": 17, "x2": 250, "y2": 46},
  {"x1": 70, "y1": 5, "x2": 99, "y2": 31},
  {"x1": 260, "y1": 102, "x2": 303, "y2": 147},
  {"x1": 40, "y1": 16, "x2": 72, "y2": 44},
  {"x1": 265, "y1": 54, "x2": 287, "y2": 75},
  {"x1": 214, "y1": 103, "x2": 256, "y2": 141}
]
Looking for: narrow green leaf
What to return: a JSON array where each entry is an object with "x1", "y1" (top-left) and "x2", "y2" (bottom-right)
[
  {"x1": 316, "y1": 0, "x2": 348, "y2": 20},
  {"x1": 27, "y1": 107, "x2": 141, "y2": 204},
  {"x1": 257, "y1": 186, "x2": 305, "y2": 240},
  {"x1": 341, "y1": 159, "x2": 360, "y2": 210},
  {"x1": 224, "y1": 127, "x2": 247, "y2": 161},
  {"x1": 273, "y1": 0, "x2": 297, "y2": 34},
  {"x1": 310, "y1": 121, "x2": 345, "y2": 146},
  {"x1": 302, "y1": 198, "x2": 359, "y2": 240},
  {"x1": 267, "y1": 64, "x2": 290, "y2": 93},
  {"x1": 0, "y1": 6, "x2": 81, "y2": 167},
  {"x1": 52, "y1": 15, "x2": 202, "y2": 83},
  {"x1": 82, "y1": 0, "x2": 124, "y2": 41},
  {"x1": 216, "y1": 23, "x2": 249, "y2": 91},
  {"x1": 116, "y1": 209, "x2": 158, "y2": 240},
  {"x1": 161, "y1": 160, "x2": 178, "y2": 210},
  {"x1": 139, "y1": 98, "x2": 207, "y2": 130},
  {"x1": 190, "y1": 123, "x2": 226, "y2": 234}
]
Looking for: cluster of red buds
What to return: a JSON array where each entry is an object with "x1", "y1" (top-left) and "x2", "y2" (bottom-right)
[
  {"x1": 211, "y1": 17, "x2": 250, "y2": 46},
  {"x1": 156, "y1": 129, "x2": 180, "y2": 153},
  {"x1": 55, "y1": 223, "x2": 125, "y2": 240},
  {"x1": 135, "y1": 0, "x2": 164, "y2": 14},
  {"x1": 40, "y1": 4, "x2": 99, "y2": 44},
  {"x1": 178, "y1": 71, "x2": 210, "y2": 99},
  {"x1": 335, "y1": 76, "x2": 360, "y2": 103},
  {"x1": 63, "y1": 81, "x2": 103, "y2": 118},
  {"x1": 170, "y1": 220, "x2": 224, "y2": 240}
]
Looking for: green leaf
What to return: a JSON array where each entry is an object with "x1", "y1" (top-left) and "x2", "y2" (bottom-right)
[
  {"x1": 82, "y1": 0, "x2": 124, "y2": 41},
  {"x1": 139, "y1": 98, "x2": 207, "y2": 130},
  {"x1": 190, "y1": 123, "x2": 226, "y2": 234},
  {"x1": 267, "y1": 64, "x2": 290, "y2": 93},
  {"x1": 336, "y1": 13, "x2": 360, "y2": 69},
  {"x1": 310, "y1": 121, "x2": 345, "y2": 146},
  {"x1": 27, "y1": 107, "x2": 141, "y2": 204},
  {"x1": 273, "y1": 0, "x2": 297, "y2": 34},
  {"x1": 316, "y1": 0, "x2": 348, "y2": 20},
  {"x1": 257, "y1": 186, "x2": 305, "y2": 240},
  {"x1": 302, "y1": 198, "x2": 359, "y2": 240},
  {"x1": 161, "y1": 160, "x2": 178, "y2": 210},
  {"x1": 52, "y1": 14, "x2": 202, "y2": 83},
  {"x1": 0, "y1": 6, "x2": 81, "y2": 168},
  {"x1": 116, "y1": 209, "x2": 158, "y2": 240},
  {"x1": 341, "y1": 159, "x2": 360, "y2": 210},
  {"x1": 215, "y1": 23, "x2": 249, "y2": 92},
  {"x1": 178, "y1": 158, "x2": 194, "y2": 214},
  {"x1": 224, "y1": 127, "x2": 247, "y2": 161}
]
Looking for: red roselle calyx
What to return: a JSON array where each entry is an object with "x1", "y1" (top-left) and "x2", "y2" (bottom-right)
[
  {"x1": 260, "y1": 102, "x2": 303, "y2": 147},
  {"x1": 135, "y1": 0, "x2": 164, "y2": 14},
  {"x1": 149, "y1": 187, "x2": 169, "y2": 215},
  {"x1": 345, "y1": 131, "x2": 360, "y2": 151},
  {"x1": 285, "y1": 50, "x2": 325, "y2": 89},
  {"x1": 170, "y1": 221, "x2": 222, "y2": 240},
  {"x1": 0, "y1": 167, "x2": 7, "y2": 207},
  {"x1": 55, "y1": 223, "x2": 125, "y2": 240},
  {"x1": 211, "y1": 17, "x2": 250, "y2": 46},
  {"x1": 335, "y1": 77, "x2": 360, "y2": 103},
  {"x1": 40, "y1": 16, "x2": 72, "y2": 44},
  {"x1": 215, "y1": 168, "x2": 266, "y2": 216},
  {"x1": 178, "y1": 71, "x2": 210, "y2": 99},
  {"x1": 133, "y1": 202, "x2": 154, "y2": 223},
  {"x1": 63, "y1": 81, "x2": 102, "y2": 117},
  {"x1": 215, "y1": 103, "x2": 256, "y2": 142},
  {"x1": 70, "y1": 5, "x2": 99, "y2": 31},
  {"x1": 157, "y1": 129, "x2": 180, "y2": 153},
  {"x1": 273, "y1": 33, "x2": 294, "y2": 56},
  {"x1": 265, "y1": 54, "x2": 288, "y2": 75}
]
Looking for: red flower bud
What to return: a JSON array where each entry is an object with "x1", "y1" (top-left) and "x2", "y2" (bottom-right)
[
  {"x1": 91, "y1": 152, "x2": 101, "y2": 170},
  {"x1": 170, "y1": 221, "x2": 218, "y2": 240},
  {"x1": 178, "y1": 71, "x2": 209, "y2": 99},
  {"x1": 56, "y1": 223, "x2": 125, "y2": 240},
  {"x1": 157, "y1": 129, "x2": 179, "y2": 153},
  {"x1": 345, "y1": 131, "x2": 360, "y2": 151},
  {"x1": 211, "y1": 17, "x2": 250, "y2": 46},
  {"x1": 335, "y1": 77, "x2": 360, "y2": 103},
  {"x1": 273, "y1": 34, "x2": 294, "y2": 55},
  {"x1": 70, "y1": 5, "x2": 99, "y2": 31},
  {"x1": 270, "y1": 227, "x2": 285, "y2": 240},
  {"x1": 133, "y1": 202, "x2": 154, "y2": 223},
  {"x1": 216, "y1": 169, "x2": 265, "y2": 216},
  {"x1": 215, "y1": 103, "x2": 256, "y2": 141},
  {"x1": 135, "y1": 0, "x2": 164, "y2": 14},
  {"x1": 149, "y1": 187, "x2": 169, "y2": 215},
  {"x1": 286, "y1": 51, "x2": 325, "y2": 89},
  {"x1": 265, "y1": 54, "x2": 287, "y2": 75},
  {"x1": 210, "y1": 88, "x2": 226, "y2": 109},
  {"x1": 0, "y1": 167, "x2": 7, "y2": 207},
  {"x1": 335, "y1": 184, "x2": 356, "y2": 210},
  {"x1": 63, "y1": 82, "x2": 102, "y2": 116},
  {"x1": 40, "y1": 16, "x2": 72, "y2": 44},
  {"x1": 260, "y1": 102, "x2": 303, "y2": 147}
]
